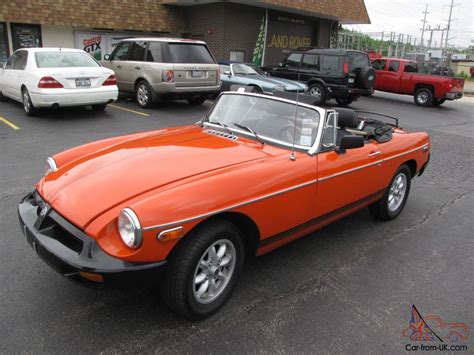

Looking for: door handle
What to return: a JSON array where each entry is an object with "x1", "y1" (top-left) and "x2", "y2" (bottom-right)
[
  {"x1": 368, "y1": 151, "x2": 381, "y2": 157},
  {"x1": 134, "y1": 66, "x2": 141, "y2": 70},
  {"x1": 117, "y1": 65, "x2": 122, "y2": 69}
]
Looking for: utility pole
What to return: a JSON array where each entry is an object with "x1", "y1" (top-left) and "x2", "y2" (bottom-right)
[
  {"x1": 444, "y1": 0, "x2": 455, "y2": 50},
  {"x1": 420, "y1": 4, "x2": 429, "y2": 51}
]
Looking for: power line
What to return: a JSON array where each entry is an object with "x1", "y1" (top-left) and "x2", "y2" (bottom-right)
[{"x1": 420, "y1": 4, "x2": 429, "y2": 50}]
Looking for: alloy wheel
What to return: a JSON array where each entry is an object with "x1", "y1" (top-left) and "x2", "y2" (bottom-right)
[
  {"x1": 137, "y1": 84, "x2": 149, "y2": 106},
  {"x1": 23, "y1": 90, "x2": 31, "y2": 113},
  {"x1": 388, "y1": 173, "x2": 407, "y2": 212},
  {"x1": 309, "y1": 86, "x2": 322, "y2": 98},
  {"x1": 193, "y1": 239, "x2": 236, "y2": 304}
]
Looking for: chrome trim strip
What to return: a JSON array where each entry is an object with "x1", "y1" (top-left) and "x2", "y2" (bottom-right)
[
  {"x1": 143, "y1": 178, "x2": 319, "y2": 231},
  {"x1": 143, "y1": 143, "x2": 429, "y2": 231}
]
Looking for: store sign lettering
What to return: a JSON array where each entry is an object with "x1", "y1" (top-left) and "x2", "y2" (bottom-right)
[
  {"x1": 83, "y1": 35, "x2": 102, "y2": 52},
  {"x1": 268, "y1": 35, "x2": 311, "y2": 49}
]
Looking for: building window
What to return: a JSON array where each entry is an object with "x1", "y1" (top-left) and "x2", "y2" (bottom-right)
[
  {"x1": 10, "y1": 23, "x2": 42, "y2": 51},
  {"x1": 0, "y1": 22, "x2": 9, "y2": 63},
  {"x1": 230, "y1": 51, "x2": 245, "y2": 62}
]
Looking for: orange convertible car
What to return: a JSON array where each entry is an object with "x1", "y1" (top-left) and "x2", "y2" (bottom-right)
[{"x1": 19, "y1": 91, "x2": 430, "y2": 318}]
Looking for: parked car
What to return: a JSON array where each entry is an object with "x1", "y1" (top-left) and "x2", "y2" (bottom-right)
[
  {"x1": 101, "y1": 38, "x2": 221, "y2": 108},
  {"x1": 19, "y1": 90, "x2": 430, "y2": 319},
  {"x1": 0, "y1": 48, "x2": 118, "y2": 116},
  {"x1": 263, "y1": 48, "x2": 375, "y2": 106},
  {"x1": 218, "y1": 61, "x2": 307, "y2": 93},
  {"x1": 371, "y1": 58, "x2": 464, "y2": 106}
]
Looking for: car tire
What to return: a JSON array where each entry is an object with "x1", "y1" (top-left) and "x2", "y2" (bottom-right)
[
  {"x1": 160, "y1": 219, "x2": 245, "y2": 319},
  {"x1": 249, "y1": 85, "x2": 262, "y2": 93},
  {"x1": 135, "y1": 80, "x2": 155, "y2": 108},
  {"x1": 369, "y1": 165, "x2": 412, "y2": 220},
  {"x1": 359, "y1": 66, "x2": 376, "y2": 90},
  {"x1": 91, "y1": 104, "x2": 107, "y2": 111},
  {"x1": 335, "y1": 97, "x2": 354, "y2": 106},
  {"x1": 433, "y1": 98, "x2": 446, "y2": 106},
  {"x1": 187, "y1": 96, "x2": 207, "y2": 105},
  {"x1": 414, "y1": 88, "x2": 433, "y2": 107},
  {"x1": 0, "y1": 91, "x2": 6, "y2": 102},
  {"x1": 22, "y1": 88, "x2": 38, "y2": 116},
  {"x1": 308, "y1": 83, "x2": 326, "y2": 105}
]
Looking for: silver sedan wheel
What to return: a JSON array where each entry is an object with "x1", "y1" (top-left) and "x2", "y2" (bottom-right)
[
  {"x1": 388, "y1": 173, "x2": 407, "y2": 212},
  {"x1": 193, "y1": 239, "x2": 236, "y2": 304},
  {"x1": 23, "y1": 90, "x2": 31, "y2": 113},
  {"x1": 309, "y1": 86, "x2": 322, "y2": 99},
  {"x1": 137, "y1": 84, "x2": 149, "y2": 106}
]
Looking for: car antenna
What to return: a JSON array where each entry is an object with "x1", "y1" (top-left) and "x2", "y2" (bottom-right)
[{"x1": 289, "y1": 73, "x2": 301, "y2": 161}]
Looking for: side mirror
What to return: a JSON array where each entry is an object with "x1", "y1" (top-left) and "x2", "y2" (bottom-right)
[
  {"x1": 337, "y1": 135, "x2": 365, "y2": 154},
  {"x1": 104, "y1": 54, "x2": 111, "y2": 60},
  {"x1": 223, "y1": 70, "x2": 231, "y2": 76}
]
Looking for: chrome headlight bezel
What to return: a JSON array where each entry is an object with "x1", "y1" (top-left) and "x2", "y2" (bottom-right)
[
  {"x1": 45, "y1": 157, "x2": 58, "y2": 175},
  {"x1": 118, "y1": 208, "x2": 143, "y2": 249}
]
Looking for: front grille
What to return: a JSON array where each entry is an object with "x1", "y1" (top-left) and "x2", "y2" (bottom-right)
[
  {"x1": 32, "y1": 191, "x2": 84, "y2": 254},
  {"x1": 205, "y1": 129, "x2": 238, "y2": 140}
]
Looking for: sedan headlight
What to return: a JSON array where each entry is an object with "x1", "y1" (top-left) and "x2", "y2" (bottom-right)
[
  {"x1": 118, "y1": 208, "x2": 143, "y2": 249},
  {"x1": 45, "y1": 157, "x2": 57, "y2": 175},
  {"x1": 273, "y1": 85, "x2": 286, "y2": 91}
]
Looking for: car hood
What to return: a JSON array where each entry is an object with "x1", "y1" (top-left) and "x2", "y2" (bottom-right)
[
  {"x1": 37, "y1": 127, "x2": 267, "y2": 229},
  {"x1": 242, "y1": 75, "x2": 306, "y2": 90}
]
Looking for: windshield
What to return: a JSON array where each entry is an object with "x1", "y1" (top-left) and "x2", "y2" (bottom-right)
[
  {"x1": 232, "y1": 64, "x2": 259, "y2": 75},
  {"x1": 35, "y1": 51, "x2": 100, "y2": 68},
  {"x1": 207, "y1": 94, "x2": 320, "y2": 148}
]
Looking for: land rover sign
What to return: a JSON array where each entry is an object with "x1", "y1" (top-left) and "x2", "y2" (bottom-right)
[{"x1": 264, "y1": 12, "x2": 314, "y2": 66}]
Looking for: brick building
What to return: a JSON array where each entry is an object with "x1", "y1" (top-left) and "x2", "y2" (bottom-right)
[{"x1": 0, "y1": 0, "x2": 369, "y2": 65}]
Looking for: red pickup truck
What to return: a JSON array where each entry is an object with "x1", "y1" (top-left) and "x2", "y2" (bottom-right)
[{"x1": 371, "y1": 58, "x2": 464, "y2": 106}]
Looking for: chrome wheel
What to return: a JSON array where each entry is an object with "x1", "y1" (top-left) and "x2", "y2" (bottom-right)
[
  {"x1": 136, "y1": 84, "x2": 149, "y2": 106},
  {"x1": 23, "y1": 90, "x2": 31, "y2": 113},
  {"x1": 416, "y1": 91, "x2": 429, "y2": 105},
  {"x1": 388, "y1": 173, "x2": 407, "y2": 212},
  {"x1": 193, "y1": 239, "x2": 236, "y2": 304},
  {"x1": 309, "y1": 86, "x2": 322, "y2": 99}
]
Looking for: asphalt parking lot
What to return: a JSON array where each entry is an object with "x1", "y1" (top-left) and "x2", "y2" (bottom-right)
[{"x1": 1, "y1": 93, "x2": 473, "y2": 353}]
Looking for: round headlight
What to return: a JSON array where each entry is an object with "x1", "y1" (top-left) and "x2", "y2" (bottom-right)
[
  {"x1": 45, "y1": 157, "x2": 57, "y2": 175},
  {"x1": 118, "y1": 208, "x2": 143, "y2": 249}
]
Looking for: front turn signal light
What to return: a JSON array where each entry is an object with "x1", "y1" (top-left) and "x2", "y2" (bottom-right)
[{"x1": 157, "y1": 227, "x2": 183, "y2": 242}]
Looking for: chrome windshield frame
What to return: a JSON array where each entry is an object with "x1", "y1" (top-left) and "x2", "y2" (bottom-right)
[{"x1": 204, "y1": 91, "x2": 326, "y2": 154}]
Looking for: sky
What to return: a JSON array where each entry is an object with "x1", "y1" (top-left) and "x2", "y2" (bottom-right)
[{"x1": 345, "y1": 0, "x2": 473, "y2": 48}]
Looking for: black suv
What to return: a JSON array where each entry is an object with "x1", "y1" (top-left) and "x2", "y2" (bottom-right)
[{"x1": 264, "y1": 48, "x2": 375, "y2": 106}]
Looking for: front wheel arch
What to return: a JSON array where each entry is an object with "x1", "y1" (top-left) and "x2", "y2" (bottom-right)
[{"x1": 169, "y1": 212, "x2": 260, "y2": 261}]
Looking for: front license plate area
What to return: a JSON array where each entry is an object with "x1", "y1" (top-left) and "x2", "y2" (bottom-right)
[
  {"x1": 76, "y1": 78, "x2": 91, "y2": 87},
  {"x1": 191, "y1": 70, "x2": 204, "y2": 78}
]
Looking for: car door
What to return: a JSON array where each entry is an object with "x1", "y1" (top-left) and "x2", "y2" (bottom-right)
[
  {"x1": 320, "y1": 55, "x2": 343, "y2": 86},
  {"x1": 272, "y1": 52, "x2": 302, "y2": 80},
  {"x1": 315, "y1": 113, "x2": 387, "y2": 217},
  {"x1": 10, "y1": 50, "x2": 28, "y2": 100},
  {"x1": 372, "y1": 59, "x2": 387, "y2": 89},
  {"x1": 105, "y1": 41, "x2": 132, "y2": 92},
  {"x1": 376, "y1": 60, "x2": 400, "y2": 93},
  {"x1": 298, "y1": 53, "x2": 319, "y2": 82},
  {"x1": 0, "y1": 52, "x2": 18, "y2": 98},
  {"x1": 121, "y1": 40, "x2": 147, "y2": 92}
]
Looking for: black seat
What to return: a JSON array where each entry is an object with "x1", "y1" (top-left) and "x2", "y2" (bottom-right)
[{"x1": 334, "y1": 108, "x2": 359, "y2": 145}]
